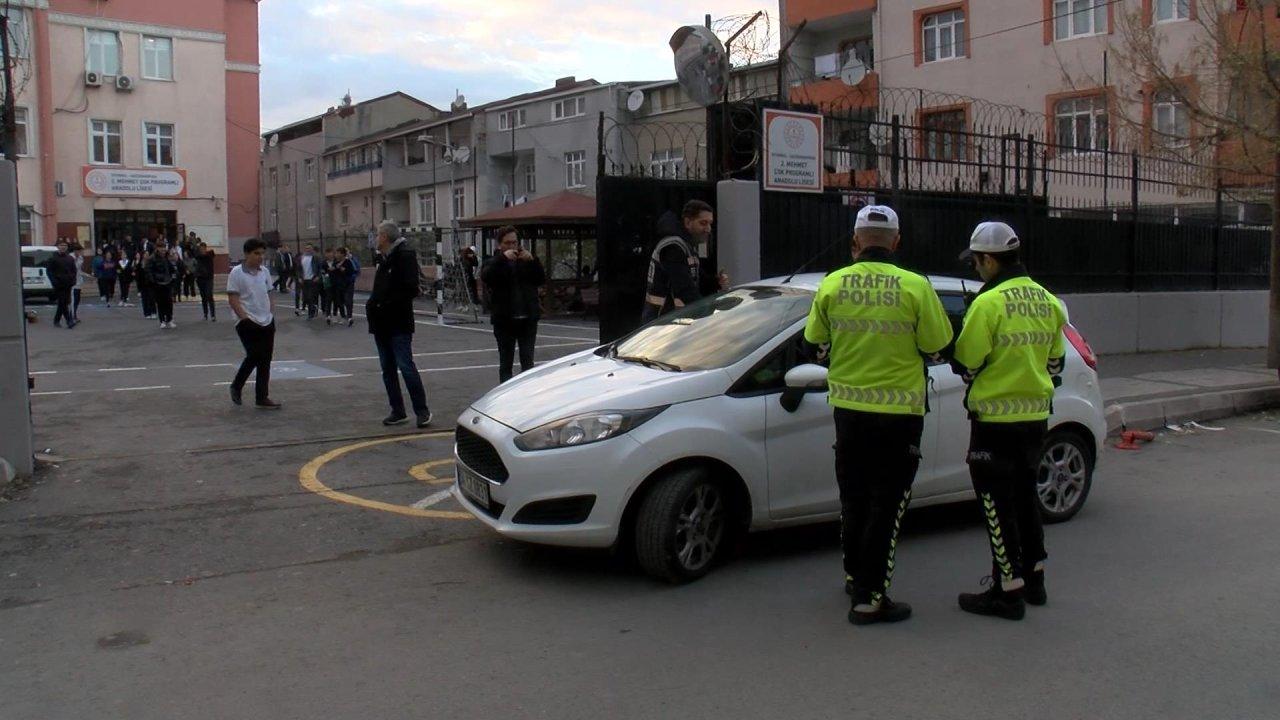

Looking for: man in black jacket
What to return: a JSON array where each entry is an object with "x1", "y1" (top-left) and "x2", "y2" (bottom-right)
[
  {"x1": 44, "y1": 240, "x2": 79, "y2": 329},
  {"x1": 640, "y1": 199, "x2": 727, "y2": 323},
  {"x1": 147, "y1": 242, "x2": 178, "y2": 328},
  {"x1": 273, "y1": 247, "x2": 295, "y2": 295},
  {"x1": 481, "y1": 225, "x2": 546, "y2": 382},
  {"x1": 366, "y1": 221, "x2": 431, "y2": 427}
]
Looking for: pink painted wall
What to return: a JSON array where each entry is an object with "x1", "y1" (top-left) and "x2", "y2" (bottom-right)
[{"x1": 49, "y1": 0, "x2": 226, "y2": 32}]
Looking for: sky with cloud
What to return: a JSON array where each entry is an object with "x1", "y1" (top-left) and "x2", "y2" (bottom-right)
[{"x1": 259, "y1": 0, "x2": 773, "y2": 130}]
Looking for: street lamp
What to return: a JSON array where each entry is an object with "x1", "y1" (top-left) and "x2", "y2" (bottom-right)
[{"x1": 416, "y1": 132, "x2": 455, "y2": 326}]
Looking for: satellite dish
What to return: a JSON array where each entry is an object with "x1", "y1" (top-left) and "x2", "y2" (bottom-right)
[
  {"x1": 670, "y1": 25, "x2": 728, "y2": 107},
  {"x1": 868, "y1": 123, "x2": 890, "y2": 148},
  {"x1": 454, "y1": 146, "x2": 471, "y2": 164},
  {"x1": 268, "y1": 133, "x2": 280, "y2": 148},
  {"x1": 626, "y1": 89, "x2": 645, "y2": 113},
  {"x1": 840, "y1": 57, "x2": 868, "y2": 87}
]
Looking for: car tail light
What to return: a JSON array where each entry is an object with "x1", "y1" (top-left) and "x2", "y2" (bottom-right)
[{"x1": 1064, "y1": 324, "x2": 1097, "y2": 370}]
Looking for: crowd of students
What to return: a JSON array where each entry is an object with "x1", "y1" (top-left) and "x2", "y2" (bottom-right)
[
  {"x1": 272, "y1": 243, "x2": 361, "y2": 327},
  {"x1": 44, "y1": 232, "x2": 220, "y2": 330}
]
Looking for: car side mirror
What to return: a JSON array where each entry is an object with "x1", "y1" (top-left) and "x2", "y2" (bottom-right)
[{"x1": 780, "y1": 364, "x2": 828, "y2": 413}]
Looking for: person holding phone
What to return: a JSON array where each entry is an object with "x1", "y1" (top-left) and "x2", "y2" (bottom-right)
[{"x1": 481, "y1": 225, "x2": 546, "y2": 383}]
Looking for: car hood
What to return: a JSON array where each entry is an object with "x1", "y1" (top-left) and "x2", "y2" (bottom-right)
[{"x1": 470, "y1": 351, "x2": 730, "y2": 433}]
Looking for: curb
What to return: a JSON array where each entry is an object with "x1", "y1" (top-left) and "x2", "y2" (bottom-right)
[{"x1": 1105, "y1": 384, "x2": 1280, "y2": 434}]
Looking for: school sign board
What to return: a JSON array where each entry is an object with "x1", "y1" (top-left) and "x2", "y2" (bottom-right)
[
  {"x1": 82, "y1": 167, "x2": 188, "y2": 198},
  {"x1": 763, "y1": 108, "x2": 824, "y2": 193}
]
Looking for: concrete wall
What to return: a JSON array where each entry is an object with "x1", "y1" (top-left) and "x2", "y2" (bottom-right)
[
  {"x1": 0, "y1": 161, "x2": 34, "y2": 481},
  {"x1": 1061, "y1": 291, "x2": 1269, "y2": 354}
]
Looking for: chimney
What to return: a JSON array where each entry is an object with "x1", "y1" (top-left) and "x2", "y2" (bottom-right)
[
  {"x1": 451, "y1": 90, "x2": 467, "y2": 112},
  {"x1": 554, "y1": 76, "x2": 576, "y2": 90}
]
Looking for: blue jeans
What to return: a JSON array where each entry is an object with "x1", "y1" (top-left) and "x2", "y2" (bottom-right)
[{"x1": 374, "y1": 332, "x2": 428, "y2": 417}]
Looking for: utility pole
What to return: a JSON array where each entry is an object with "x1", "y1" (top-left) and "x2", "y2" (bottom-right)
[{"x1": 1, "y1": 11, "x2": 17, "y2": 162}]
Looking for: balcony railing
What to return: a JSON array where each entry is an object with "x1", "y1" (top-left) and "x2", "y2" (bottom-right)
[{"x1": 327, "y1": 160, "x2": 383, "y2": 179}]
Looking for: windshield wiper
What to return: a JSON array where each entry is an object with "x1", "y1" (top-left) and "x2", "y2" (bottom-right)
[{"x1": 615, "y1": 355, "x2": 682, "y2": 372}]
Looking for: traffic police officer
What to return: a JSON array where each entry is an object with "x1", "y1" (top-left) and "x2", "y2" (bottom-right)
[
  {"x1": 952, "y1": 221, "x2": 1067, "y2": 621},
  {"x1": 804, "y1": 205, "x2": 953, "y2": 625}
]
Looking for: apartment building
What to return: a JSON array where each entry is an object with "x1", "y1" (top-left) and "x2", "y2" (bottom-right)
[
  {"x1": 780, "y1": 0, "x2": 1231, "y2": 149},
  {"x1": 259, "y1": 114, "x2": 323, "y2": 251},
  {"x1": 4, "y1": 0, "x2": 259, "y2": 256}
]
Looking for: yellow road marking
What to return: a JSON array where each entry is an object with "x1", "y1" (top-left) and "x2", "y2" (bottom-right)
[
  {"x1": 298, "y1": 433, "x2": 473, "y2": 520},
  {"x1": 409, "y1": 459, "x2": 456, "y2": 485}
]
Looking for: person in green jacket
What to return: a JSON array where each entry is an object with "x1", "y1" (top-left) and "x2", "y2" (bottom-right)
[
  {"x1": 952, "y1": 221, "x2": 1068, "y2": 621},
  {"x1": 804, "y1": 205, "x2": 953, "y2": 625}
]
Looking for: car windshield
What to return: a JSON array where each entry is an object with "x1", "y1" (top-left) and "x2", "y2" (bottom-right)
[
  {"x1": 22, "y1": 250, "x2": 56, "y2": 268},
  {"x1": 610, "y1": 286, "x2": 814, "y2": 372}
]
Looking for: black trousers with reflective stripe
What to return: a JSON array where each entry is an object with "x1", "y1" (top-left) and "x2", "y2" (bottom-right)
[
  {"x1": 833, "y1": 408, "x2": 924, "y2": 601},
  {"x1": 967, "y1": 420, "x2": 1048, "y2": 582}
]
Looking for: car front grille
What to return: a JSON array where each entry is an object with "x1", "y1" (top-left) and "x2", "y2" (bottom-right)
[{"x1": 455, "y1": 426, "x2": 510, "y2": 482}]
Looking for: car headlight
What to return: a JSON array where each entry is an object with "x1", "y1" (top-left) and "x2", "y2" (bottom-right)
[{"x1": 514, "y1": 407, "x2": 667, "y2": 452}]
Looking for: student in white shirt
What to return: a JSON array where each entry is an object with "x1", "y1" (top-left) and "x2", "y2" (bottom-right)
[{"x1": 226, "y1": 238, "x2": 281, "y2": 409}]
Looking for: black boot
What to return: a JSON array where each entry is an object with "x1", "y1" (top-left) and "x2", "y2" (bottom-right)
[
  {"x1": 849, "y1": 592, "x2": 912, "y2": 625},
  {"x1": 959, "y1": 577, "x2": 1026, "y2": 620},
  {"x1": 1024, "y1": 568, "x2": 1047, "y2": 606}
]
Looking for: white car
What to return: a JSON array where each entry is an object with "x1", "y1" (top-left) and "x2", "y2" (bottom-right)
[
  {"x1": 454, "y1": 274, "x2": 1105, "y2": 582},
  {"x1": 21, "y1": 246, "x2": 58, "y2": 302}
]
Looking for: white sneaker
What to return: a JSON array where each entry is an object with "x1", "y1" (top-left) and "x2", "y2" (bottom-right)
[{"x1": 168, "y1": 321, "x2": 177, "y2": 328}]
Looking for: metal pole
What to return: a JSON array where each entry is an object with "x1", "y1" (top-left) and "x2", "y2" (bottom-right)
[
  {"x1": 776, "y1": 19, "x2": 808, "y2": 108},
  {"x1": 1269, "y1": 95, "x2": 1280, "y2": 374},
  {"x1": 1213, "y1": 180, "x2": 1223, "y2": 291},
  {"x1": 1130, "y1": 151, "x2": 1140, "y2": 292},
  {"x1": 510, "y1": 119, "x2": 516, "y2": 204},
  {"x1": 1, "y1": 13, "x2": 16, "y2": 162}
]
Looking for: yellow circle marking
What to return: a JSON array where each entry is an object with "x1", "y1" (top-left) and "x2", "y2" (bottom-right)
[
  {"x1": 409, "y1": 459, "x2": 456, "y2": 485},
  {"x1": 299, "y1": 432, "x2": 473, "y2": 520}
]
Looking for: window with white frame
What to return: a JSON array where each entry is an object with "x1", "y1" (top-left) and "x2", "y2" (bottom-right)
[
  {"x1": 86, "y1": 29, "x2": 121, "y2": 76},
  {"x1": 3, "y1": 8, "x2": 28, "y2": 59},
  {"x1": 346, "y1": 150, "x2": 356, "y2": 168},
  {"x1": 17, "y1": 206, "x2": 33, "y2": 244},
  {"x1": 268, "y1": 209, "x2": 278, "y2": 231},
  {"x1": 1054, "y1": 95, "x2": 1109, "y2": 152},
  {"x1": 1154, "y1": 0, "x2": 1191, "y2": 22},
  {"x1": 921, "y1": 9, "x2": 965, "y2": 63},
  {"x1": 339, "y1": 203, "x2": 350, "y2": 225},
  {"x1": 525, "y1": 158, "x2": 536, "y2": 194},
  {"x1": 452, "y1": 186, "x2": 466, "y2": 219},
  {"x1": 305, "y1": 205, "x2": 317, "y2": 229},
  {"x1": 269, "y1": 166, "x2": 278, "y2": 188},
  {"x1": 143, "y1": 122, "x2": 174, "y2": 166},
  {"x1": 1153, "y1": 89, "x2": 1190, "y2": 145},
  {"x1": 553, "y1": 96, "x2": 586, "y2": 121},
  {"x1": 649, "y1": 148, "x2": 686, "y2": 178},
  {"x1": 564, "y1": 150, "x2": 586, "y2": 188},
  {"x1": 89, "y1": 119, "x2": 122, "y2": 164},
  {"x1": 416, "y1": 190, "x2": 435, "y2": 225},
  {"x1": 13, "y1": 106, "x2": 29, "y2": 156},
  {"x1": 283, "y1": 163, "x2": 294, "y2": 185},
  {"x1": 499, "y1": 108, "x2": 527, "y2": 131},
  {"x1": 304, "y1": 158, "x2": 316, "y2": 182},
  {"x1": 142, "y1": 36, "x2": 173, "y2": 80},
  {"x1": 1053, "y1": 0, "x2": 1108, "y2": 41}
]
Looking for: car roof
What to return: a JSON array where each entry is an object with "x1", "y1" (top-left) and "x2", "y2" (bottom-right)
[{"x1": 751, "y1": 272, "x2": 976, "y2": 294}]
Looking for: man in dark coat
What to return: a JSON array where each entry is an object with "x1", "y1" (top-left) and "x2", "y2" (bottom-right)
[
  {"x1": 366, "y1": 221, "x2": 431, "y2": 428},
  {"x1": 640, "y1": 199, "x2": 728, "y2": 323},
  {"x1": 480, "y1": 225, "x2": 546, "y2": 382},
  {"x1": 44, "y1": 239, "x2": 79, "y2": 328}
]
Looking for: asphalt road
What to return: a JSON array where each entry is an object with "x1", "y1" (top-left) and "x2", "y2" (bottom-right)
[{"x1": 3, "y1": 298, "x2": 1279, "y2": 719}]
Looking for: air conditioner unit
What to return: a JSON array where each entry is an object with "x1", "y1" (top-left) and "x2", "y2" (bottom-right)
[
  {"x1": 85, "y1": 71, "x2": 102, "y2": 87},
  {"x1": 115, "y1": 75, "x2": 134, "y2": 92}
]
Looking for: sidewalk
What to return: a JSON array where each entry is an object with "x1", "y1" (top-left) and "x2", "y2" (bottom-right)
[{"x1": 1098, "y1": 348, "x2": 1280, "y2": 433}]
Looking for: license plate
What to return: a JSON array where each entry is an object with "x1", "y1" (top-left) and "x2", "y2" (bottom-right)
[{"x1": 457, "y1": 465, "x2": 491, "y2": 507}]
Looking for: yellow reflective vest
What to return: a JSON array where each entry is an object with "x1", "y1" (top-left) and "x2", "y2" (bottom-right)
[
  {"x1": 804, "y1": 254, "x2": 953, "y2": 416},
  {"x1": 954, "y1": 273, "x2": 1067, "y2": 423}
]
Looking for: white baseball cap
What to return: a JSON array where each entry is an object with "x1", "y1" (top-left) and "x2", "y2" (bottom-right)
[
  {"x1": 855, "y1": 205, "x2": 899, "y2": 231},
  {"x1": 962, "y1": 221, "x2": 1021, "y2": 259}
]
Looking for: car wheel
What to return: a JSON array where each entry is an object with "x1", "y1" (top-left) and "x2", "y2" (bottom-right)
[
  {"x1": 634, "y1": 467, "x2": 730, "y2": 583},
  {"x1": 1037, "y1": 431, "x2": 1093, "y2": 523}
]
